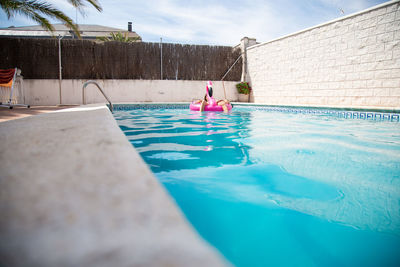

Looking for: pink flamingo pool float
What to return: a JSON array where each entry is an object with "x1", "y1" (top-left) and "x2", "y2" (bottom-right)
[{"x1": 189, "y1": 81, "x2": 232, "y2": 112}]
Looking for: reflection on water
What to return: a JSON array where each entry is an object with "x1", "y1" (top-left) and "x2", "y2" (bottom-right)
[
  {"x1": 118, "y1": 110, "x2": 251, "y2": 171},
  {"x1": 114, "y1": 108, "x2": 400, "y2": 267}
]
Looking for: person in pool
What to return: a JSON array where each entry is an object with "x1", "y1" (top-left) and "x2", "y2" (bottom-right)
[
  {"x1": 216, "y1": 99, "x2": 230, "y2": 112},
  {"x1": 194, "y1": 82, "x2": 230, "y2": 112}
]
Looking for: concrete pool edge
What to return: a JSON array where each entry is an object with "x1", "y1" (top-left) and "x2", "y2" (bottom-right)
[{"x1": 0, "y1": 104, "x2": 229, "y2": 266}]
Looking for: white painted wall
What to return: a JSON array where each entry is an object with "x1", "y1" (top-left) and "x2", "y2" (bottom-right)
[
  {"x1": 246, "y1": 0, "x2": 400, "y2": 108},
  {"x1": 23, "y1": 79, "x2": 239, "y2": 105}
]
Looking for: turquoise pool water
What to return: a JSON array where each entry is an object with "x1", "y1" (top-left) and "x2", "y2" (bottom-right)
[{"x1": 114, "y1": 107, "x2": 400, "y2": 267}]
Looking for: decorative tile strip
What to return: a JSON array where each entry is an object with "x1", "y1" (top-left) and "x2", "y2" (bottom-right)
[
  {"x1": 112, "y1": 104, "x2": 400, "y2": 122},
  {"x1": 113, "y1": 103, "x2": 189, "y2": 111},
  {"x1": 234, "y1": 105, "x2": 400, "y2": 122}
]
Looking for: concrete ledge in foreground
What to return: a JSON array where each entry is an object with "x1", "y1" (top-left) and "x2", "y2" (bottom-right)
[{"x1": 0, "y1": 105, "x2": 229, "y2": 267}]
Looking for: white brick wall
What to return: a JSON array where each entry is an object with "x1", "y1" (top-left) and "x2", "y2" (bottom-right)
[{"x1": 247, "y1": 0, "x2": 400, "y2": 109}]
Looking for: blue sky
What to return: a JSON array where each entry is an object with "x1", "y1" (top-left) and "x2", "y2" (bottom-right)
[{"x1": 0, "y1": 0, "x2": 389, "y2": 45}]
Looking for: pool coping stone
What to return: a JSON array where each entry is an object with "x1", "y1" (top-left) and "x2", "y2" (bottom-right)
[{"x1": 0, "y1": 104, "x2": 230, "y2": 267}]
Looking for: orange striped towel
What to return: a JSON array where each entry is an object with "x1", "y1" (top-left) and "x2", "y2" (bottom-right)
[{"x1": 0, "y1": 69, "x2": 16, "y2": 88}]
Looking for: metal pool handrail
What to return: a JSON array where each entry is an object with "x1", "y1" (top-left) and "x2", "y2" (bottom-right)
[{"x1": 82, "y1": 80, "x2": 113, "y2": 112}]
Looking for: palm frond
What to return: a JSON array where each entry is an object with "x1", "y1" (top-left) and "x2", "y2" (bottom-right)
[
  {"x1": 67, "y1": 0, "x2": 102, "y2": 11},
  {"x1": 97, "y1": 31, "x2": 141, "y2": 43},
  {"x1": 1, "y1": 0, "x2": 102, "y2": 38}
]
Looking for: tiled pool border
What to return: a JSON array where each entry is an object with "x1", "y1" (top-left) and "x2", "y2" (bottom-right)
[{"x1": 112, "y1": 103, "x2": 400, "y2": 122}]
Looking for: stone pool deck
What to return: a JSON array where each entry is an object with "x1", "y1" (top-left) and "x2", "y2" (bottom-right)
[
  {"x1": 0, "y1": 105, "x2": 228, "y2": 266},
  {"x1": 0, "y1": 105, "x2": 73, "y2": 122}
]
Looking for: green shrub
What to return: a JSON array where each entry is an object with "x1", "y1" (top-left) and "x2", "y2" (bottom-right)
[{"x1": 236, "y1": 82, "x2": 252, "y2": 95}]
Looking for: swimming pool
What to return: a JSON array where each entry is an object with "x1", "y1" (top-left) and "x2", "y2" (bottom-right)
[{"x1": 113, "y1": 105, "x2": 400, "y2": 267}]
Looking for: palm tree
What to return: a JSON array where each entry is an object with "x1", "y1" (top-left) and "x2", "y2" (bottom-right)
[
  {"x1": 97, "y1": 32, "x2": 141, "y2": 43},
  {"x1": 0, "y1": 0, "x2": 102, "y2": 38}
]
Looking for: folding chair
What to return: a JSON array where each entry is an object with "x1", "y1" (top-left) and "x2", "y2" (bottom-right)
[{"x1": 0, "y1": 68, "x2": 30, "y2": 109}]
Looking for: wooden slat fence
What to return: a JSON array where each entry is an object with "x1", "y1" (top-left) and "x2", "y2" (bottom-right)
[{"x1": 0, "y1": 38, "x2": 241, "y2": 80}]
